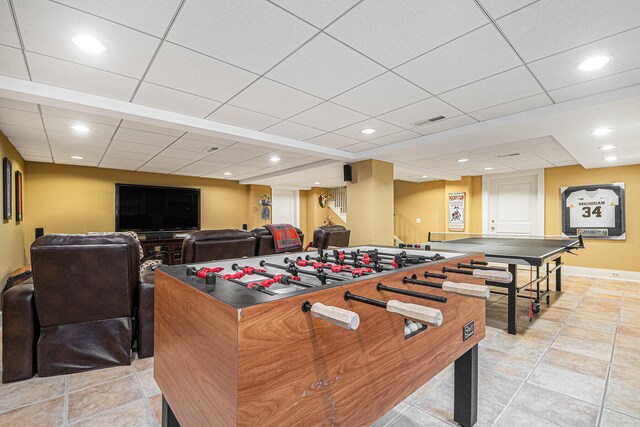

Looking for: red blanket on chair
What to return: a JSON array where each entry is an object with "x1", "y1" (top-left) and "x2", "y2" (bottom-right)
[{"x1": 264, "y1": 223, "x2": 301, "y2": 253}]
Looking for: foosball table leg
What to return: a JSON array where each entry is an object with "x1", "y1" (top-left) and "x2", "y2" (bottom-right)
[
  {"x1": 162, "y1": 396, "x2": 181, "y2": 427},
  {"x1": 454, "y1": 344, "x2": 478, "y2": 427}
]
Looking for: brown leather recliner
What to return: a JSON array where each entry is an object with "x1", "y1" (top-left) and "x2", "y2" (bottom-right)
[
  {"x1": 251, "y1": 226, "x2": 305, "y2": 256},
  {"x1": 2, "y1": 234, "x2": 142, "y2": 383},
  {"x1": 181, "y1": 229, "x2": 256, "y2": 263},
  {"x1": 312, "y1": 225, "x2": 351, "y2": 249}
]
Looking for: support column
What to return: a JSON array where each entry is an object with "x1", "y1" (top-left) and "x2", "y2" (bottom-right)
[{"x1": 346, "y1": 160, "x2": 394, "y2": 246}]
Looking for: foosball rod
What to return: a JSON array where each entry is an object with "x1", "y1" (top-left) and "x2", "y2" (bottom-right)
[
  {"x1": 216, "y1": 273, "x2": 277, "y2": 296},
  {"x1": 231, "y1": 264, "x2": 317, "y2": 288},
  {"x1": 376, "y1": 283, "x2": 447, "y2": 303},
  {"x1": 348, "y1": 252, "x2": 397, "y2": 270},
  {"x1": 358, "y1": 248, "x2": 444, "y2": 262},
  {"x1": 442, "y1": 266, "x2": 513, "y2": 284},
  {"x1": 343, "y1": 291, "x2": 443, "y2": 327},
  {"x1": 259, "y1": 260, "x2": 346, "y2": 284},
  {"x1": 403, "y1": 274, "x2": 490, "y2": 299},
  {"x1": 457, "y1": 263, "x2": 506, "y2": 272}
]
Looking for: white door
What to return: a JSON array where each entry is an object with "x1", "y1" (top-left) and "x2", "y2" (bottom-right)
[
  {"x1": 271, "y1": 188, "x2": 300, "y2": 227},
  {"x1": 484, "y1": 171, "x2": 544, "y2": 235}
]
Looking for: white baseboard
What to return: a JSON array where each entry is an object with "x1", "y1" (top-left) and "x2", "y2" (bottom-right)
[{"x1": 561, "y1": 266, "x2": 640, "y2": 282}]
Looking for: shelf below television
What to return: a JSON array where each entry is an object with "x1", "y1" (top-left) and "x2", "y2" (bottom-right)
[{"x1": 141, "y1": 238, "x2": 184, "y2": 266}]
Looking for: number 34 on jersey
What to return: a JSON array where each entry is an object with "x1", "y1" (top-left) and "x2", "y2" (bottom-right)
[{"x1": 566, "y1": 189, "x2": 618, "y2": 228}]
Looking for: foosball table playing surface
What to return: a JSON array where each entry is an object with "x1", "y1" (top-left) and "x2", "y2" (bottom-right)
[{"x1": 153, "y1": 245, "x2": 511, "y2": 426}]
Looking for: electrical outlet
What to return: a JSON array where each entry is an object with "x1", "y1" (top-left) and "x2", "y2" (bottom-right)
[
  {"x1": 416, "y1": 218, "x2": 422, "y2": 223},
  {"x1": 612, "y1": 272, "x2": 619, "y2": 277}
]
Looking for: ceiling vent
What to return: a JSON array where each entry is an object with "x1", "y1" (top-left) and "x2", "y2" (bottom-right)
[
  {"x1": 411, "y1": 115, "x2": 446, "y2": 127},
  {"x1": 496, "y1": 152, "x2": 520, "y2": 158},
  {"x1": 205, "y1": 146, "x2": 219, "y2": 153}
]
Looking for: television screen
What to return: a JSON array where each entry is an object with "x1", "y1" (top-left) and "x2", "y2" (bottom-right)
[{"x1": 115, "y1": 184, "x2": 200, "y2": 232}]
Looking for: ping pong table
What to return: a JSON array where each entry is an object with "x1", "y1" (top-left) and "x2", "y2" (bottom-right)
[{"x1": 400, "y1": 233, "x2": 584, "y2": 335}]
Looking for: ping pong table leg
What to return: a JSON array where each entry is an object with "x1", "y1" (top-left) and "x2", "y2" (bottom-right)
[
  {"x1": 507, "y1": 264, "x2": 517, "y2": 335},
  {"x1": 162, "y1": 396, "x2": 181, "y2": 427},
  {"x1": 454, "y1": 344, "x2": 478, "y2": 427},
  {"x1": 555, "y1": 258, "x2": 562, "y2": 292}
]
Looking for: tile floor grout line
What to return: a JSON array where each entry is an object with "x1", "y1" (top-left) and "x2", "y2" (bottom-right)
[
  {"x1": 63, "y1": 375, "x2": 69, "y2": 427},
  {"x1": 132, "y1": 362, "x2": 160, "y2": 427},
  {"x1": 0, "y1": 389, "x2": 67, "y2": 415},
  {"x1": 66, "y1": 370, "x2": 136, "y2": 394}
]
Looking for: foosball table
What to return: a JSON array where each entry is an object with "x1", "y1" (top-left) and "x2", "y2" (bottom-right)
[{"x1": 153, "y1": 245, "x2": 511, "y2": 426}]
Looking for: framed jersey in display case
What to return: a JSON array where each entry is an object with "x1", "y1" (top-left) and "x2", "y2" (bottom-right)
[{"x1": 561, "y1": 183, "x2": 625, "y2": 240}]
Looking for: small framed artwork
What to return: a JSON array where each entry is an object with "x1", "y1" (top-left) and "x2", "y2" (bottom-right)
[
  {"x1": 3, "y1": 157, "x2": 12, "y2": 220},
  {"x1": 15, "y1": 170, "x2": 23, "y2": 221}
]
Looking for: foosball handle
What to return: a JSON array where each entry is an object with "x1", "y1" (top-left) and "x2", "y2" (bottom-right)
[
  {"x1": 303, "y1": 302, "x2": 360, "y2": 330},
  {"x1": 442, "y1": 281, "x2": 490, "y2": 299},
  {"x1": 472, "y1": 269, "x2": 513, "y2": 284},
  {"x1": 386, "y1": 300, "x2": 443, "y2": 327}
]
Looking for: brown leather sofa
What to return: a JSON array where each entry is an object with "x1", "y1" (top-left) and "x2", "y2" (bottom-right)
[
  {"x1": 2, "y1": 234, "x2": 149, "y2": 383},
  {"x1": 251, "y1": 226, "x2": 305, "y2": 256},
  {"x1": 311, "y1": 225, "x2": 351, "y2": 249},
  {"x1": 181, "y1": 229, "x2": 256, "y2": 263}
]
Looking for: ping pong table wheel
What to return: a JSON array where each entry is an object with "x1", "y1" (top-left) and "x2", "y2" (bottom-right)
[{"x1": 532, "y1": 303, "x2": 540, "y2": 314}]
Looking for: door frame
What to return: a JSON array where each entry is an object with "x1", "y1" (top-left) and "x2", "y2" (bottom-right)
[{"x1": 482, "y1": 169, "x2": 545, "y2": 236}]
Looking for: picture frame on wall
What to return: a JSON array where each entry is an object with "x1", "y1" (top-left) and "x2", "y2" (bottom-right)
[
  {"x1": 15, "y1": 170, "x2": 23, "y2": 221},
  {"x1": 3, "y1": 157, "x2": 12, "y2": 220},
  {"x1": 561, "y1": 183, "x2": 626, "y2": 240}
]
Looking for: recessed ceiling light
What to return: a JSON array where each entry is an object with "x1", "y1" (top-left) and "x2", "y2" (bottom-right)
[
  {"x1": 223, "y1": 172, "x2": 232, "y2": 176},
  {"x1": 360, "y1": 128, "x2": 376, "y2": 135},
  {"x1": 314, "y1": 181, "x2": 320, "y2": 185},
  {"x1": 576, "y1": 55, "x2": 612, "y2": 71},
  {"x1": 599, "y1": 145, "x2": 617, "y2": 151},
  {"x1": 591, "y1": 127, "x2": 613, "y2": 136},
  {"x1": 71, "y1": 34, "x2": 107, "y2": 54},
  {"x1": 269, "y1": 156, "x2": 280, "y2": 162},
  {"x1": 457, "y1": 158, "x2": 469, "y2": 163},
  {"x1": 484, "y1": 167, "x2": 494, "y2": 170},
  {"x1": 421, "y1": 175, "x2": 428, "y2": 178},
  {"x1": 604, "y1": 156, "x2": 618, "y2": 162},
  {"x1": 71, "y1": 124, "x2": 91, "y2": 133},
  {"x1": 70, "y1": 155, "x2": 84, "y2": 160}
]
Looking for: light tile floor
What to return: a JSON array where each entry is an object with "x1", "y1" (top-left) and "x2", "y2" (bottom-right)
[{"x1": 1, "y1": 274, "x2": 639, "y2": 426}]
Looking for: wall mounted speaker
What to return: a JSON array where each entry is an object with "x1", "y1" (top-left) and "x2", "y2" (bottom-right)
[
  {"x1": 35, "y1": 227, "x2": 44, "y2": 239},
  {"x1": 242, "y1": 224, "x2": 248, "y2": 230},
  {"x1": 343, "y1": 164, "x2": 352, "y2": 182}
]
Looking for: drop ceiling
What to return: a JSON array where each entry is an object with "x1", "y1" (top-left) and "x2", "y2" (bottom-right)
[{"x1": 0, "y1": 0, "x2": 639, "y2": 185}]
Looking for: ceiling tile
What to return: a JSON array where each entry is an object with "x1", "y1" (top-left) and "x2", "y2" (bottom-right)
[
  {"x1": 167, "y1": 0, "x2": 317, "y2": 74},
  {"x1": 334, "y1": 118, "x2": 404, "y2": 141},
  {"x1": 156, "y1": 148, "x2": 209, "y2": 161},
  {"x1": 113, "y1": 127, "x2": 179, "y2": 147},
  {"x1": 0, "y1": 45, "x2": 29, "y2": 79},
  {"x1": 207, "y1": 104, "x2": 281, "y2": 131},
  {"x1": 528, "y1": 27, "x2": 640, "y2": 91},
  {"x1": 42, "y1": 115, "x2": 117, "y2": 138},
  {"x1": 143, "y1": 156, "x2": 192, "y2": 167},
  {"x1": 23, "y1": 155, "x2": 53, "y2": 163},
  {"x1": 6, "y1": 136, "x2": 49, "y2": 148},
  {"x1": 341, "y1": 141, "x2": 377, "y2": 152},
  {"x1": 172, "y1": 159, "x2": 222, "y2": 175},
  {"x1": 145, "y1": 42, "x2": 257, "y2": 102},
  {"x1": 266, "y1": 33, "x2": 385, "y2": 99},
  {"x1": 207, "y1": 143, "x2": 272, "y2": 164},
  {"x1": 496, "y1": 0, "x2": 640, "y2": 62},
  {"x1": 270, "y1": 0, "x2": 360, "y2": 28},
  {"x1": 169, "y1": 136, "x2": 234, "y2": 153},
  {"x1": 133, "y1": 82, "x2": 222, "y2": 118},
  {"x1": 305, "y1": 133, "x2": 360, "y2": 149},
  {"x1": 262, "y1": 121, "x2": 325, "y2": 140},
  {"x1": 416, "y1": 114, "x2": 478, "y2": 136},
  {"x1": 477, "y1": 0, "x2": 537, "y2": 19},
  {"x1": 54, "y1": 0, "x2": 182, "y2": 37},
  {"x1": 332, "y1": 72, "x2": 430, "y2": 117},
  {"x1": 376, "y1": 97, "x2": 462, "y2": 129},
  {"x1": 26, "y1": 52, "x2": 138, "y2": 100},
  {"x1": 367, "y1": 130, "x2": 421, "y2": 146},
  {"x1": 109, "y1": 140, "x2": 165, "y2": 155},
  {"x1": 53, "y1": 155, "x2": 100, "y2": 167},
  {"x1": 0, "y1": 98, "x2": 39, "y2": 113},
  {"x1": 289, "y1": 102, "x2": 368, "y2": 132},
  {"x1": 326, "y1": 0, "x2": 488, "y2": 68},
  {"x1": 138, "y1": 163, "x2": 181, "y2": 174},
  {"x1": 14, "y1": 0, "x2": 160, "y2": 78},
  {"x1": 49, "y1": 143, "x2": 107, "y2": 157},
  {"x1": 0, "y1": 123, "x2": 47, "y2": 139},
  {"x1": 439, "y1": 67, "x2": 543, "y2": 112},
  {"x1": 39, "y1": 106, "x2": 121, "y2": 126},
  {"x1": 229, "y1": 78, "x2": 322, "y2": 119},
  {"x1": 0, "y1": 0, "x2": 20, "y2": 47},
  {"x1": 470, "y1": 93, "x2": 552, "y2": 121},
  {"x1": 548, "y1": 68, "x2": 640, "y2": 103},
  {"x1": 100, "y1": 159, "x2": 145, "y2": 171},
  {"x1": 102, "y1": 149, "x2": 154, "y2": 162},
  {"x1": 395, "y1": 25, "x2": 523, "y2": 95},
  {"x1": 46, "y1": 130, "x2": 111, "y2": 148},
  {"x1": 119, "y1": 120, "x2": 184, "y2": 136},
  {"x1": 0, "y1": 108, "x2": 43, "y2": 129},
  {"x1": 13, "y1": 146, "x2": 52, "y2": 158}
]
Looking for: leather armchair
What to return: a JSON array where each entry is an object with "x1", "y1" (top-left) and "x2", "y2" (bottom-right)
[
  {"x1": 312, "y1": 225, "x2": 351, "y2": 249},
  {"x1": 251, "y1": 226, "x2": 305, "y2": 256},
  {"x1": 2, "y1": 234, "x2": 141, "y2": 382},
  {"x1": 181, "y1": 229, "x2": 256, "y2": 263}
]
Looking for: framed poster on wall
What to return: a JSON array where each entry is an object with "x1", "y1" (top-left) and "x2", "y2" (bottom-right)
[
  {"x1": 15, "y1": 170, "x2": 23, "y2": 221},
  {"x1": 3, "y1": 157, "x2": 11, "y2": 220},
  {"x1": 448, "y1": 192, "x2": 465, "y2": 231},
  {"x1": 561, "y1": 183, "x2": 625, "y2": 239}
]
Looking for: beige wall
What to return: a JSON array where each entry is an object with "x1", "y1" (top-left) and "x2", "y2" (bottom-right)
[
  {"x1": 247, "y1": 185, "x2": 272, "y2": 230},
  {"x1": 24, "y1": 162, "x2": 253, "y2": 254},
  {"x1": 0, "y1": 132, "x2": 27, "y2": 284},
  {"x1": 545, "y1": 164, "x2": 640, "y2": 271}
]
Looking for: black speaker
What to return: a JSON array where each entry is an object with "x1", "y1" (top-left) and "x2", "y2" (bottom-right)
[
  {"x1": 35, "y1": 227, "x2": 44, "y2": 239},
  {"x1": 343, "y1": 164, "x2": 352, "y2": 182},
  {"x1": 242, "y1": 223, "x2": 248, "y2": 230}
]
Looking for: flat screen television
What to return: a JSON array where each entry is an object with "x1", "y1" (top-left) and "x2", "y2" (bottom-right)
[{"x1": 115, "y1": 184, "x2": 200, "y2": 232}]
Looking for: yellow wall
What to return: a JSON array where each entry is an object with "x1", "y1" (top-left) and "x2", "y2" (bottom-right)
[
  {"x1": 0, "y1": 132, "x2": 27, "y2": 284},
  {"x1": 247, "y1": 185, "x2": 271, "y2": 230},
  {"x1": 24, "y1": 162, "x2": 253, "y2": 253},
  {"x1": 545, "y1": 164, "x2": 640, "y2": 271},
  {"x1": 300, "y1": 187, "x2": 347, "y2": 239}
]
